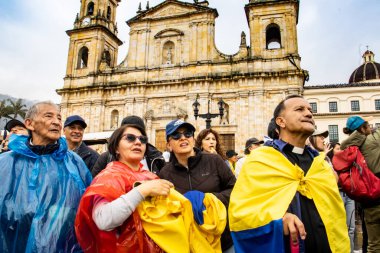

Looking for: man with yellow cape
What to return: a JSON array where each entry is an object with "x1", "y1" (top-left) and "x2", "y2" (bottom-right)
[{"x1": 229, "y1": 95, "x2": 350, "y2": 253}]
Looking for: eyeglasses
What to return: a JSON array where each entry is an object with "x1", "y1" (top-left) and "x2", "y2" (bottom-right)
[
  {"x1": 170, "y1": 131, "x2": 194, "y2": 140},
  {"x1": 122, "y1": 134, "x2": 148, "y2": 144}
]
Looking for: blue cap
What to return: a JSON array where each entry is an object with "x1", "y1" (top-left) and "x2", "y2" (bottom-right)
[
  {"x1": 165, "y1": 119, "x2": 195, "y2": 140},
  {"x1": 64, "y1": 115, "x2": 87, "y2": 128},
  {"x1": 346, "y1": 115, "x2": 372, "y2": 131}
]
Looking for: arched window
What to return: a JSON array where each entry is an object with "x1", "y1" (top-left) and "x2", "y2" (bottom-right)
[
  {"x1": 77, "y1": 46, "x2": 89, "y2": 69},
  {"x1": 87, "y1": 2, "x2": 95, "y2": 16},
  {"x1": 162, "y1": 41, "x2": 175, "y2": 65},
  {"x1": 266, "y1": 24, "x2": 281, "y2": 49},
  {"x1": 103, "y1": 50, "x2": 111, "y2": 66},
  {"x1": 111, "y1": 110, "x2": 119, "y2": 129},
  {"x1": 107, "y1": 6, "x2": 112, "y2": 20}
]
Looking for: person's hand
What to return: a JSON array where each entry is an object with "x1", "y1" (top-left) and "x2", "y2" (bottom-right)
[
  {"x1": 209, "y1": 147, "x2": 217, "y2": 154},
  {"x1": 137, "y1": 179, "x2": 174, "y2": 198},
  {"x1": 283, "y1": 213, "x2": 306, "y2": 245},
  {"x1": 324, "y1": 142, "x2": 332, "y2": 154}
]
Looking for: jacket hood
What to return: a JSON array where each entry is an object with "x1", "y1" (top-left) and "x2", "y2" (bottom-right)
[
  {"x1": 8, "y1": 134, "x2": 68, "y2": 160},
  {"x1": 340, "y1": 131, "x2": 366, "y2": 150}
]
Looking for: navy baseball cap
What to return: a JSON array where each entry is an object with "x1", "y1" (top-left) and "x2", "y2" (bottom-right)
[
  {"x1": 346, "y1": 116, "x2": 373, "y2": 131},
  {"x1": 165, "y1": 119, "x2": 195, "y2": 140},
  {"x1": 64, "y1": 115, "x2": 87, "y2": 128},
  {"x1": 5, "y1": 119, "x2": 26, "y2": 132}
]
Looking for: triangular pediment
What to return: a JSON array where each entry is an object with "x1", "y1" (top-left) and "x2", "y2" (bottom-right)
[
  {"x1": 127, "y1": 0, "x2": 217, "y2": 24},
  {"x1": 146, "y1": 4, "x2": 196, "y2": 19}
]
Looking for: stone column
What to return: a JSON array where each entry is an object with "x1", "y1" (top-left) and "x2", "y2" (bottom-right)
[
  {"x1": 145, "y1": 111, "x2": 153, "y2": 144},
  {"x1": 124, "y1": 98, "x2": 134, "y2": 116},
  {"x1": 83, "y1": 101, "x2": 92, "y2": 132},
  {"x1": 60, "y1": 102, "x2": 69, "y2": 124},
  {"x1": 92, "y1": 99, "x2": 105, "y2": 132},
  {"x1": 190, "y1": 22, "x2": 197, "y2": 62},
  {"x1": 253, "y1": 91, "x2": 265, "y2": 136},
  {"x1": 134, "y1": 97, "x2": 147, "y2": 117},
  {"x1": 238, "y1": 91, "x2": 249, "y2": 148}
]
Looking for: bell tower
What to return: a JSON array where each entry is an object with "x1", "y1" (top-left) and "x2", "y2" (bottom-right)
[
  {"x1": 245, "y1": 0, "x2": 299, "y2": 59},
  {"x1": 65, "y1": 0, "x2": 122, "y2": 80}
]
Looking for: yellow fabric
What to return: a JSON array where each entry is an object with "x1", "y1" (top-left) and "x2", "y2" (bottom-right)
[
  {"x1": 228, "y1": 161, "x2": 235, "y2": 174},
  {"x1": 137, "y1": 189, "x2": 226, "y2": 253},
  {"x1": 229, "y1": 146, "x2": 350, "y2": 253}
]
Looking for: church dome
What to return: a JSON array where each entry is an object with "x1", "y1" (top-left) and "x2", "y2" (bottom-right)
[{"x1": 349, "y1": 50, "x2": 380, "y2": 83}]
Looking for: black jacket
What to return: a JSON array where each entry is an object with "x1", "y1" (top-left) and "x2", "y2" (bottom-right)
[
  {"x1": 91, "y1": 143, "x2": 165, "y2": 177},
  {"x1": 75, "y1": 142, "x2": 99, "y2": 172},
  {"x1": 158, "y1": 148, "x2": 236, "y2": 250}
]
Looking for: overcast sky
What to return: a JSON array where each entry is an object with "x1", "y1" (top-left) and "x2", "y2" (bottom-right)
[{"x1": 0, "y1": 0, "x2": 379, "y2": 103}]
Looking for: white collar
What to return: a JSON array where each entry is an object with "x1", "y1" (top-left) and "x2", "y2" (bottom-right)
[{"x1": 292, "y1": 146, "x2": 304, "y2": 154}]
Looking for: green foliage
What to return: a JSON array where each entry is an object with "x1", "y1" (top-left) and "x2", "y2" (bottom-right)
[
  {"x1": 0, "y1": 98, "x2": 28, "y2": 120},
  {"x1": 8, "y1": 99, "x2": 28, "y2": 119},
  {"x1": 0, "y1": 100, "x2": 12, "y2": 120}
]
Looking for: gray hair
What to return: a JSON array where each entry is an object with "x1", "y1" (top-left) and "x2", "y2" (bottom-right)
[{"x1": 25, "y1": 101, "x2": 60, "y2": 120}]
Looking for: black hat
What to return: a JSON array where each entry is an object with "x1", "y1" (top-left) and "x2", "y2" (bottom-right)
[
  {"x1": 64, "y1": 115, "x2": 87, "y2": 128},
  {"x1": 5, "y1": 119, "x2": 26, "y2": 132},
  {"x1": 226, "y1": 150, "x2": 238, "y2": 158},
  {"x1": 121, "y1": 115, "x2": 146, "y2": 130},
  {"x1": 120, "y1": 115, "x2": 147, "y2": 136},
  {"x1": 245, "y1": 137, "x2": 264, "y2": 148}
]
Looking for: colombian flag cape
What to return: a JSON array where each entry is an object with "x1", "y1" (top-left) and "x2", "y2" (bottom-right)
[{"x1": 229, "y1": 146, "x2": 349, "y2": 253}]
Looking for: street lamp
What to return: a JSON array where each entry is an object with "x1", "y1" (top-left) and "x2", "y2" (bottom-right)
[{"x1": 192, "y1": 94, "x2": 225, "y2": 129}]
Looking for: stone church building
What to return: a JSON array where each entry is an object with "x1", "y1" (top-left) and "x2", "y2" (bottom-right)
[{"x1": 57, "y1": 0, "x2": 307, "y2": 152}]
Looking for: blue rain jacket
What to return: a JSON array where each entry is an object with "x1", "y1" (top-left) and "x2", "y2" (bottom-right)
[{"x1": 0, "y1": 135, "x2": 92, "y2": 253}]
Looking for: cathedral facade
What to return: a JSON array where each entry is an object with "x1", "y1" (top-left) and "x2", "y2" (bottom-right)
[{"x1": 57, "y1": 0, "x2": 307, "y2": 152}]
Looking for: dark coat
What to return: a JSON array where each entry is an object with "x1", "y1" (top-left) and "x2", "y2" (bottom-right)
[
  {"x1": 158, "y1": 148, "x2": 236, "y2": 250},
  {"x1": 76, "y1": 142, "x2": 99, "y2": 172}
]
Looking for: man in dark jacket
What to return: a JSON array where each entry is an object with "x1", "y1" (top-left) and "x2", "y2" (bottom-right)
[
  {"x1": 63, "y1": 115, "x2": 99, "y2": 171},
  {"x1": 159, "y1": 119, "x2": 236, "y2": 252},
  {"x1": 91, "y1": 115, "x2": 165, "y2": 177}
]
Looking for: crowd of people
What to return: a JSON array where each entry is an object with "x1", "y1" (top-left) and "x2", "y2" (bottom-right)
[{"x1": 0, "y1": 95, "x2": 379, "y2": 253}]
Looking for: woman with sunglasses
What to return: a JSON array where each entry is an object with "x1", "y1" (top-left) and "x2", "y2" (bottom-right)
[
  {"x1": 159, "y1": 119, "x2": 236, "y2": 253},
  {"x1": 75, "y1": 123, "x2": 173, "y2": 252}
]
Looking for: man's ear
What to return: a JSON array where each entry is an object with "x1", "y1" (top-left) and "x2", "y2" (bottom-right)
[
  {"x1": 24, "y1": 119, "x2": 34, "y2": 131},
  {"x1": 275, "y1": 117, "x2": 285, "y2": 129}
]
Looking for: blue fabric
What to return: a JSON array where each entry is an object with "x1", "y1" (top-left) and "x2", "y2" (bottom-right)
[
  {"x1": 184, "y1": 190, "x2": 206, "y2": 225},
  {"x1": 0, "y1": 135, "x2": 92, "y2": 253},
  {"x1": 231, "y1": 219, "x2": 284, "y2": 253},
  {"x1": 346, "y1": 116, "x2": 365, "y2": 131}
]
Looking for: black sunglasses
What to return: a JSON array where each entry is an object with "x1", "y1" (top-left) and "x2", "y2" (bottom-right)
[
  {"x1": 170, "y1": 131, "x2": 194, "y2": 140},
  {"x1": 122, "y1": 133, "x2": 148, "y2": 144}
]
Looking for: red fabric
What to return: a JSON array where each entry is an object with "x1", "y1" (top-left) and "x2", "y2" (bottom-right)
[
  {"x1": 75, "y1": 161, "x2": 164, "y2": 253},
  {"x1": 332, "y1": 146, "x2": 380, "y2": 202}
]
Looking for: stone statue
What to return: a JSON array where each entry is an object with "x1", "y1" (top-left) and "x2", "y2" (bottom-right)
[
  {"x1": 166, "y1": 47, "x2": 172, "y2": 64},
  {"x1": 240, "y1": 31, "x2": 246, "y2": 46},
  {"x1": 220, "y1": 103, "x2": 229, "y2": 125}
]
